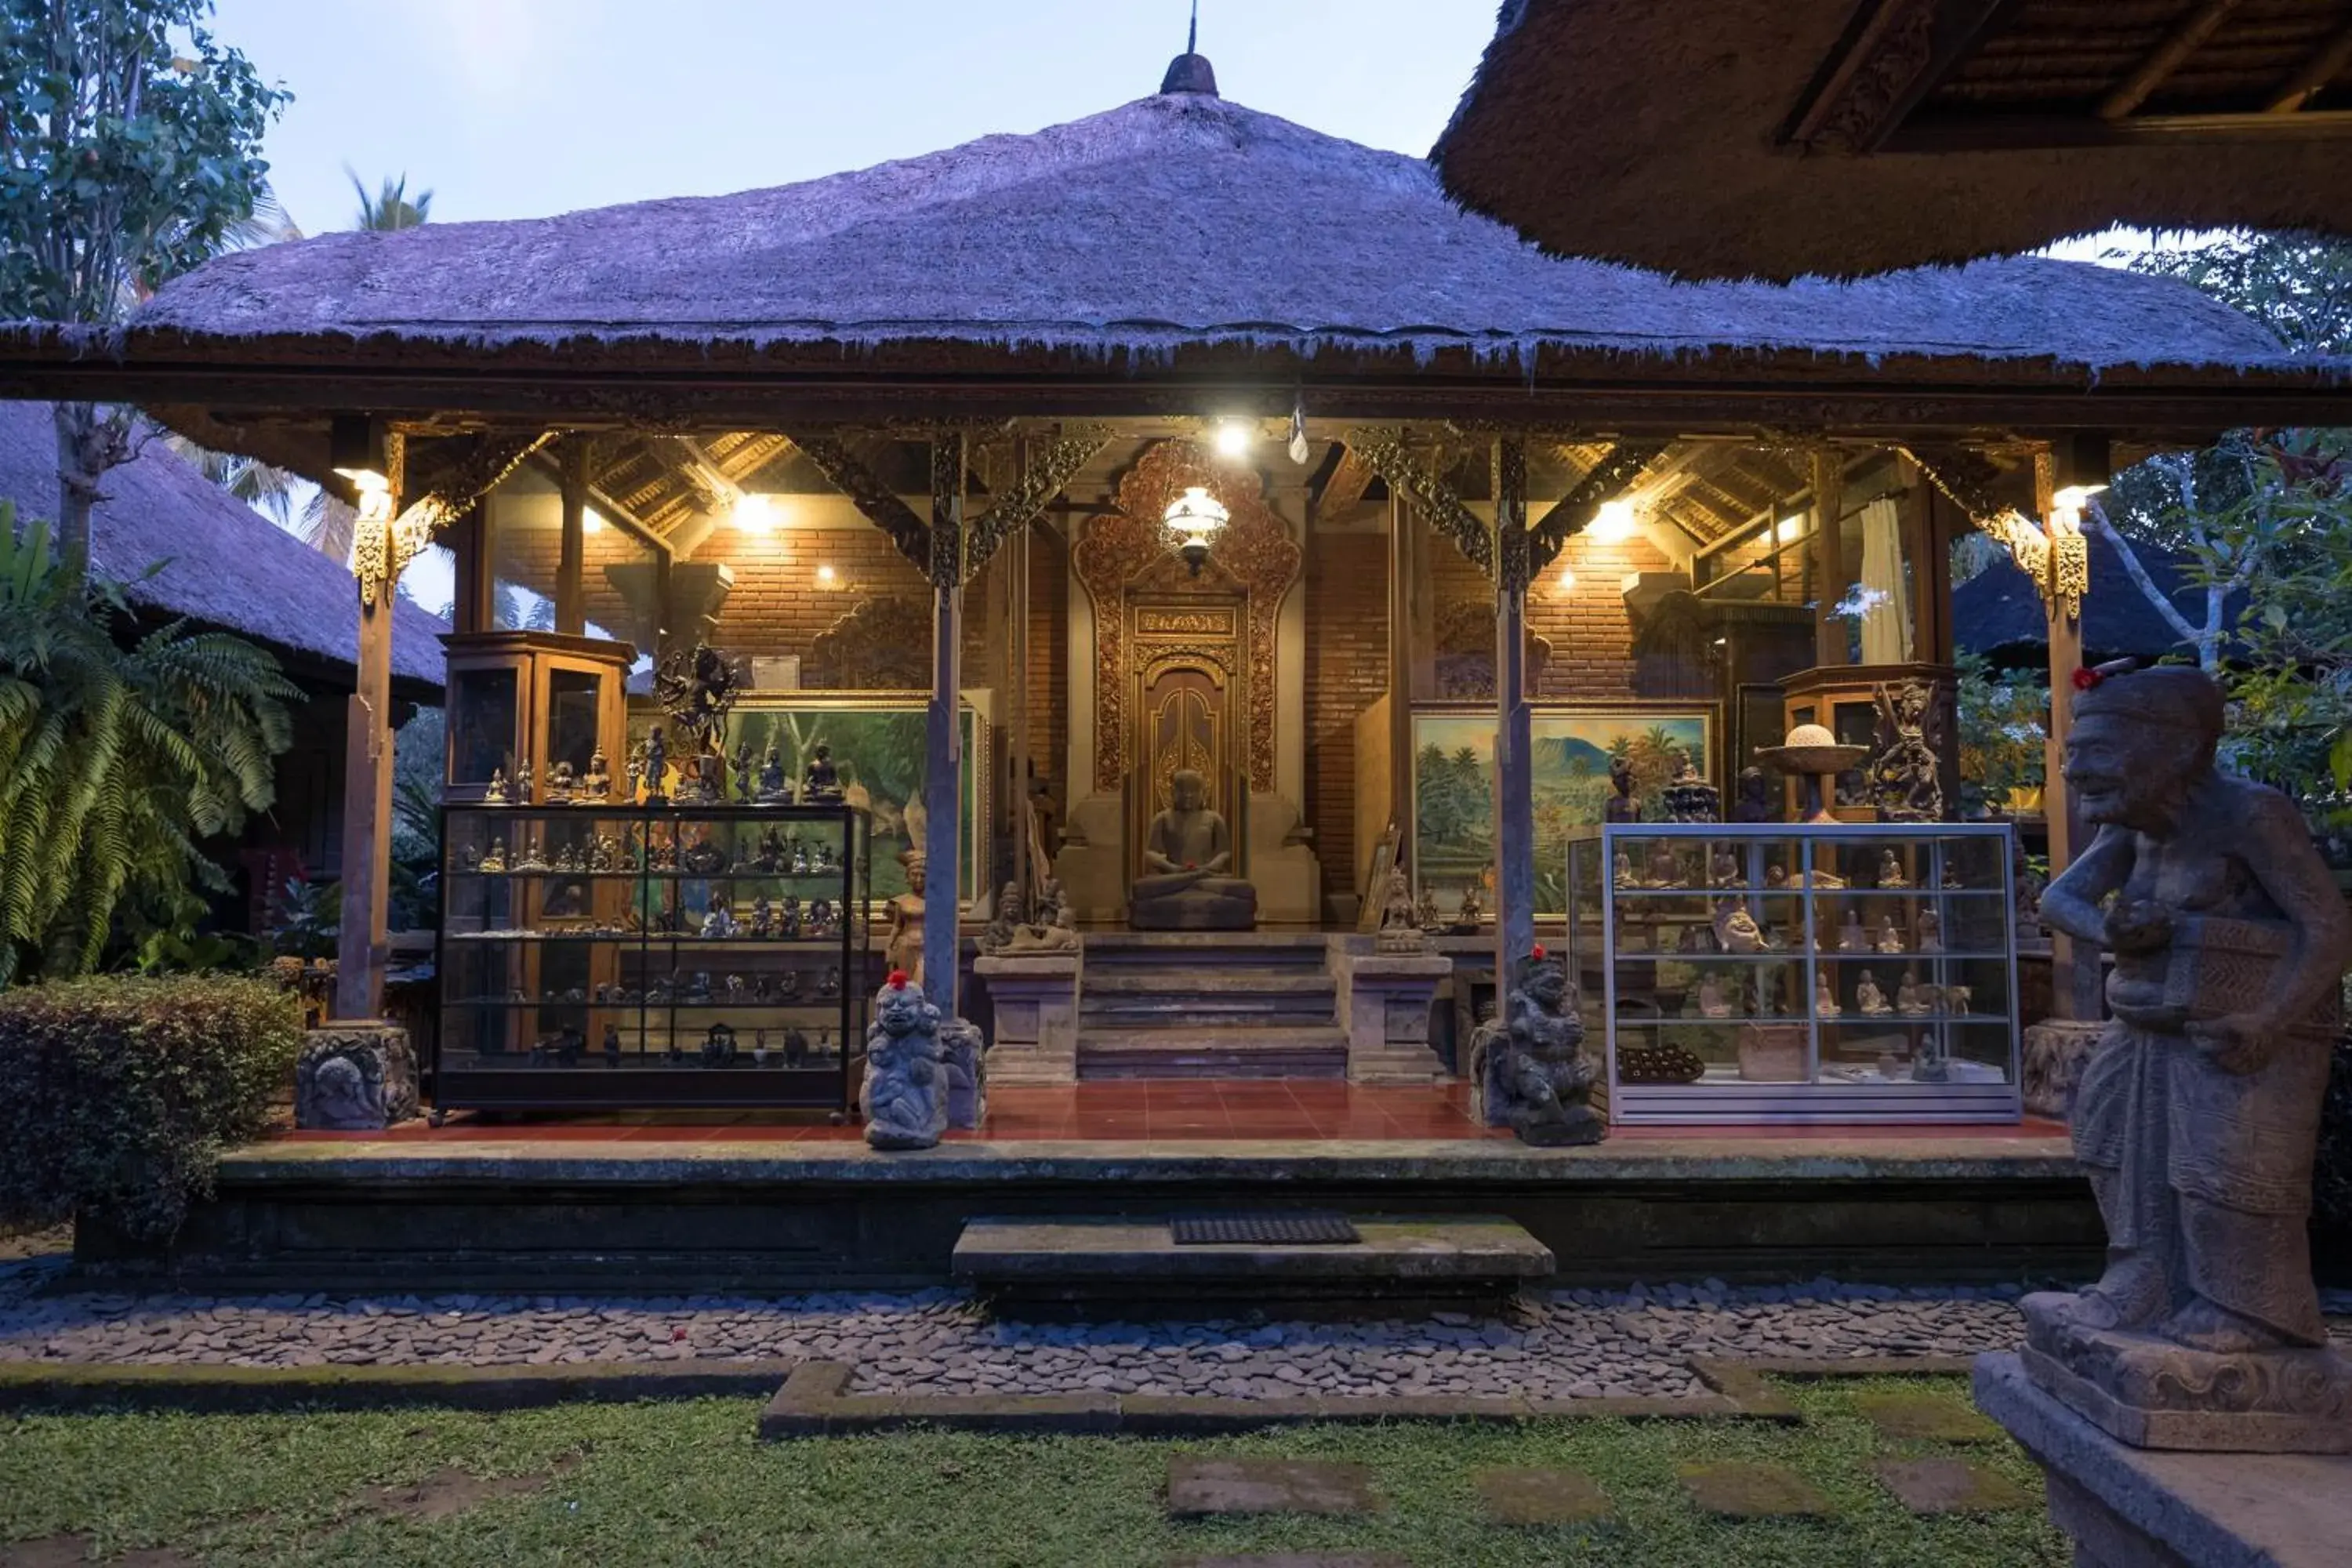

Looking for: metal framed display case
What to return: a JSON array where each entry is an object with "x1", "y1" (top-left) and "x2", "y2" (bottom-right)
[
  {"x1": 1565, "y1": 822, "x2": 2021, "y2": 1125},
  {"x1": 436, "y1": 803, "x2": 871, "y2": 1116}
]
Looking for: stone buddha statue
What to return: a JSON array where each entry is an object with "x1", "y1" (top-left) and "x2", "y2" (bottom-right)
[{"x1": 1130, "y1": 768, "x2": 1256, "y2": 930}]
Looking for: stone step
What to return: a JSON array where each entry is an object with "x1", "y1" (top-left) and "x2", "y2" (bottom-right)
[
  {"x1": 1076, "y1": 1027, "x2": 1349, "y2": 1080},
  {"x1": 953, "y1": 1214, "x2": 1553, "y2": 1316},
  {"x1": 1080, "y1": 1006, "x2": 1340, "y2": 1033},
  {"x1": 1085, "y1": 971, "x2": 1336, "y2": 996}
]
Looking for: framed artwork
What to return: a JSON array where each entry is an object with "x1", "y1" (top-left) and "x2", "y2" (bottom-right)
[
  {"x1": 627, "y1": 691, "x2": 989, "y2": 909},
  {"x1": 1410, "y1": 704, "x2": 1716, "y2": 915}
]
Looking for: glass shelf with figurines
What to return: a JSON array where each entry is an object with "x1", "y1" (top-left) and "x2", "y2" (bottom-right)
[
  {"x1": 1566, "y1": 822, "x2": 2022, "y2": 1126},
  {"x1": 434, "y1": 802, "x2": 873, "y2": 1117}
]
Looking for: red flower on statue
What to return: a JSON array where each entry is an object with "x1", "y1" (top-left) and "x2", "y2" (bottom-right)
[
  {"x1": 886, "y1": 968, "x2": 910, "y2": 989},
  {"x1": 2072, "y1": 667, "x2": 2101, "y2": 691},
  {"x1": 1530, "y1": 945, "x2": 1546, "y2": 960}
]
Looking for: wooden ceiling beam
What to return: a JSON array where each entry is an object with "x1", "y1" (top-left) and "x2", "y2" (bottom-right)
[
  {"x1": 1785, "y1": 0, "x2": 2024, "y2": 153},
  {"x1": 2100, "y1": 0, "x2": 2244, "y2": 119},
  {"x1": 1315, "y1": 442, "x2": 1377, "y2": 521},
  {"x1": 524, "y1": 448, "x2": 672, "y2": 556},
  {"x1": 2267, "y1": 17, "x2": 2352, "y2": 111}
]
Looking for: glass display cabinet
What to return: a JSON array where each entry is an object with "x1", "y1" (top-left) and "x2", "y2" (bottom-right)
[
  {"x1": 1565, "y1": 822, "x2": 2020, "y2": 1124},
  {"x1": 436, "y1": 802, "x2": 871, "y2": 1115}
]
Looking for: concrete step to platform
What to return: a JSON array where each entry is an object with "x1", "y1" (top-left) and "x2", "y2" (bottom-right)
[
  {"x1": 1081, "y1": 936, "x2": 1332, "y2": 975},
  {"x1": 953, "y1": 1213, "x2": 1554, "y2": 1316},
  {"x1": 1079, "y1": 1004, "x2": 1341, "y2": 1031},
  {"x1": 1085, "y1": 971, "x2": 1336, "y2": 996},
  {"x1": 1077, "y1": 1027, "x2": 1349, "y2": 1079}
]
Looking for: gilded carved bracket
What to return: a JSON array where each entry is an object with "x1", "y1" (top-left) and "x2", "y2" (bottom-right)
[
  {"x1": 1344, "y1": 426, "x2": 1494, "y2": 579},
  {"x1": 1073, "y1": 440, "x2": 1301, "y2": 795},
  {"x1": 358, "y1": 430, "x2": 556, "y2": 608},
  {"x1": 1908, "y1": 442, "x2": 2087, "y2": 622},
  {"x1": 963, "y1": 426, "x2": 1112, "y2": 579}
]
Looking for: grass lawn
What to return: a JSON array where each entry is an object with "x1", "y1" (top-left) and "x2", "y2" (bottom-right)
[{"x1": 0, "y1": 1375, "x2": 2064, "y2": 1566}]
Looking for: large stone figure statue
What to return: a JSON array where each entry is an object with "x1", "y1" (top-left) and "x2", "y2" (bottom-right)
[
  {"x1": 2023, "y1": 659, "x2": 2352, "y2": 1450},
  {"x1": 1130, "y1": 768, "x2": 1256, "y2": 929},
  {"x1": 1468, "y1": 947, "x2": 1603, "y2": 1146},
  {"x1": 860, "y1": 969, "x2": 946, "y2": 1150}
]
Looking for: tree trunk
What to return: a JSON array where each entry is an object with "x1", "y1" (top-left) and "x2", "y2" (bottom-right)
[{"x1": 51, "y1": 401, "x2": 100, "y2": 580}]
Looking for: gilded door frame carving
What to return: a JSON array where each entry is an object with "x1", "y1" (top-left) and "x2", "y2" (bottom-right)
[{"x1": 1127, "y1": 601, "x2": 1243, "y2": 883}]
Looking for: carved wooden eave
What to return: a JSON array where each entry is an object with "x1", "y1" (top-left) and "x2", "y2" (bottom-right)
[
  {"x1": 1907, "y1": 441, "x2": 2088, "y2": 621},
  {"x1": 1343, "y1": 426, "x2": 1494, "y2": 577},
  {"x1": 785, "y1": 432, "x2": 935, "y2": 569},
  {"x1": 1530, "y1": 439, "x2": 1672, "y2": 570},
  {"x1": 1072, "y1": 440, "x2": 1301, "y2": 794}
]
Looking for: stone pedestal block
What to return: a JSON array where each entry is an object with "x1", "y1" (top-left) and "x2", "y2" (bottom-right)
[
  {"x1": 1331, "y1": 946, "x2": 1450, "y2": 1083},
  {"x1": 1976, "y1": 1351, "x2": 2352, "y2": 1567},
  {"x1": 2021, "y1": 1017, "x2": 2106, "y2": 1118},
  {"x1": 975, "y1": 953, "x2": 1080, "y2": 1083},
  {"x1": 296, "y1": 1022, "x2": 419, "y2": 1131},
  {"x1": 940, "y1": 1018, "x2": 986, "y2": 1130}
]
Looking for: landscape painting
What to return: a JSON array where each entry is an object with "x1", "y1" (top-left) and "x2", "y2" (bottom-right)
[
  {"x1": 1411, "y1": 706, "x2": 1714, "y2": 914},
  {"x1": 626, "y1": 694, "x2": 985, "y2": 907}
]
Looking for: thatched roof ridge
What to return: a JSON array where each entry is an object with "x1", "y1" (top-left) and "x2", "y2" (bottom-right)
[
  {"x1": 1432, "y1": 0, "x2": 2352, "y2": 281},
  {"x1": 118, "y1": 87, "x2": 2295, "y2": 374},
  {"x1": 0, "y1": 401, "x2": 445, "y2": 692},
  {"x1": 1954, "y1": 527, "x2": 2240, "y2": 666}
]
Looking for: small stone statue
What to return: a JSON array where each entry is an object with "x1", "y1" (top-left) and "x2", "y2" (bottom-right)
[
  {"x1": 802, "y1": 742, "x2": 844, "y2": 804},
  {"x1": 2020, "y1": 660, "x2": 2352, "y2": 1451},
  {"x1": 860, "y1": 969, "x2": 946, "y2": 1150},
  {"x1": 701, "y1": 901, "x2": 739, "y2": 940},
  {"x1": 1414, "y1": 885, "x2": 1443, "y2": 932},
  {"x1": 1896, "y1": 973, "x2": 1930, "y2": 1015},
  {"x1": 1765, "y1": 862, "x2": 1788, "y2": 888},
  {"x1": 1468, "y1": 947, "x2": 1603, "y2": 1146},
  {"x1": 1856, "y1": 969, "x2": 1891, "y2": 1015},
  {"x1": 1451, "y1": 882, "x2": 1484, "y2": 934},
  {"x1": 583, "y1": 749, "x2": 612, "y2": 801},
  {"x1": 979, "y1": 881, "x2": 1025, "y2": 956},
  {"x1": 1613, "y1": 851, "x2": 1636, "y2": 888},
  {"x1": 1132, "y1": 768, "x2": 1255, "y2": 929},
  {"x1": 1945, "y1": 983, "x2": 1972, "y2": 1015},
  {"x1": 1603, "y1": 757, "x2": 1640, "y2": 823},
  {"x1": 758, "y1": 745, "x2": 788, "y2": 804},
  {"x1": 1917, "y1": 905, "x2": 1944, "y2": 953},
  {"x1": 1710, "y1": 848, "x2": 1740, "y2": 886},
  {"x1": 818, "y1": 965, "x2": 841, "y2": 999},
  {"x1": 1374, "y1": 864, "x2": 1428, "y2": 953},
  {"x1": 1008, "y1": 877, "x2": 1080, "y2": 953},
  {"x1": 624, "y1": 749, "x2": 644, "y2": 804},
  {"x1": 1877, "y1": 848, "x2": 1909, "y2": 889},
  {"x1": 1643, "y1": 840, "x2": 1683, "y2": 888},
  {"x1": 1838, "y1": 910, "x2": 1867, "y2": 952},
  {"x1": 1876, "y1": 914, "x2": 1905, "y2": 953},
  {"x1": 1816, "y1": 971, "x2": 1841, "y2": 1017},
  {"x1": 485, "y1": 767, "x2": 511, "y2": 806}
]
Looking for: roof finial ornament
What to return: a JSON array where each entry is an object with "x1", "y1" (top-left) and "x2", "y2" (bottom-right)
[{"x1": 1160, "y1": 0, "x2": 1219, "y2": 96}]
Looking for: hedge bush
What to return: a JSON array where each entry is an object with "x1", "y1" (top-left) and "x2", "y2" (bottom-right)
[{"x1": 0, "y1": 975, "x2": 300, "y2": 1240}]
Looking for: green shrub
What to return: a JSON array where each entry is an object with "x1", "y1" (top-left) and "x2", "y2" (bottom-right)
[{"x1": 0, "y1": 975, "x2": 300, "y2": 1240}]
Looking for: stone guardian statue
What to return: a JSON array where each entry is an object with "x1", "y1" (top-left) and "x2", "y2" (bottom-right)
[
  {"x1": 860, "y1": 970, "x2": 947, "y2": 1150},
  {"x1": 2024, "y1": 659, "x2": 2352, "y2": 1451}
]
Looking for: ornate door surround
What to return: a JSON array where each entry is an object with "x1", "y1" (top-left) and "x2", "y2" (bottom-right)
[{"x1": 1129, "y1": 600, "x2": 1243, "y2": 882}]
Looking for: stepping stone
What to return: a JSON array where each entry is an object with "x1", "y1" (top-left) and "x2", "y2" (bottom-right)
[
  {"x1": 1872, "y1": 1457, "x2": 2034, "y2": 1515},
  {"x1": 1472, "y1": 1466, "x2": 1612, "y2": 1526},
  {"x1": 1677, "y1": 1461, "x2": 1832, "y2": 1519},
  {"x1": 1851, "y1": 1390, "x2": 2002, "y2": 1444},
  {"x1": 1167, "y1": 1457, "x2": 1381, "y2": 1518}
]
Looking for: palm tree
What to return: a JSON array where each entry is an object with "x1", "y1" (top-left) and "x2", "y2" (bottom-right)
[{"x1": 349, "y1": 172, "x2": 433, "y2": 231}]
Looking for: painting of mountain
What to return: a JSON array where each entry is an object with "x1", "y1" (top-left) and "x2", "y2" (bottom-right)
[{"x1": 1412, "y1": 707, "x2": 1713, "y2": 915}]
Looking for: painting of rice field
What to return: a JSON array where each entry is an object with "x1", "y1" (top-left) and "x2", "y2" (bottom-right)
[{"x1": 1410, "y1": 706, "x2": 1714, "y2": 914}]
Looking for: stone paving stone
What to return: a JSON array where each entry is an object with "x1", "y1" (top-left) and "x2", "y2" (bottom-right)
[
  {"x1": 1167, "y1": 1457, "x2": 1381, "y2": 1518},
  {"x1": 1472, "y1": 1465, "x2": 1612, "y2": 1525},
  {"x1": 1677, "y1": 1461, "x2": 1833, "y2": 1519},
  {"x1": 1851, "y1": 1390, "x2": 2002, "y2": 1444},
  {"x1": 1871, "y1": 1457, "x2": 2034, "y2": 1514}
]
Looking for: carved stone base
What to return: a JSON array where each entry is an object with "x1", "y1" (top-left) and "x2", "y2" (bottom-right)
[
  {"x1": 940, "y1": 1018, "x2": 985, "y2": 1131},
  {"x1": 974, "y1": 953, "x2": 1079, "y2": 1084},
  {"x1": 2020, "y1": 1292, "x2": 2352, "y2": 1452},
  {"x1": 296, "y1": 1024, "x2": 419, "y2": 1131},
  {"x1": 2021, "y1": 1018, "x2": 2106, "y2": 1118},
  {"x1": 1332, "y1": 946, "x2": 1450, "y2": 1084}
]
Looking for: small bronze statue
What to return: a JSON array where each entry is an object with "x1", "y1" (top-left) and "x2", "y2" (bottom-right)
[
  {"x1": 803, "y1": 742, "x2": 844, "y2": 804},
  {"x1": 731, "y1": 739, "x2": 756, "y2": 803},
  {"x1": 757, "y1": 745, "x2": 788, "y2": 804},
  {"x1": 583, "y1": 749, "x2": 612, "y2": 801},
  {"x1": 514, "y1": 759, "x2": 535, "y2": 804},
  {"x1": 1602, "y1": 756, "x2": 1640, "y2": 823},
  {"x1": 484, "y1": 767, "x2": 511, "y2": 807},
  {"x1": 643, "y1": 726, "x2": 670, "y2": 804}
]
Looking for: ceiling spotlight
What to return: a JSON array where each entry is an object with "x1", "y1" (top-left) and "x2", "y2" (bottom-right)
[
  {"x1": 581, "y1": 507, "x2": 604, "y2": 535},
  {"x1": 1164, "y1": 485, "x2": 1229, "y2": 576},
  {"x1": 1590, "y1": 499, "x2": 1637, "y2": 544},
  {"x1": 1214, "y1": 419, "x2": 1254, "y2": 459},
  {"x1": 733, "y1": 494, "x2": 779, "y2": 534}
]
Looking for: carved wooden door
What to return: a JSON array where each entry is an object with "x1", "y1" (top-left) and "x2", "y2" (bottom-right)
[{"x1": 1131, "y1": 662, "x2": 1240, "y2": 884}]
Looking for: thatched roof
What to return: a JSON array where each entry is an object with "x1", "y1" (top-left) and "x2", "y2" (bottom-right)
[
  {"x1": 0, "y1": 402, "x2": 445, "y2": 694},
  {"x1": 108, "y1": 79, "x2": 2297, "y2": 377},
  {"x1": 1432, "y1": 1, "x2": 2352, "y2": 280},
  {"x1": 1953, "y1": 526, "x2": 2239, "y2": 665}
]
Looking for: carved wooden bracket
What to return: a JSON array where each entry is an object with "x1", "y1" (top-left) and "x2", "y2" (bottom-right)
[
  {"x1": 930, "y1": 432, "x2": 965, "y2": 589},
  {"x1": 963, "y1": 426, "x2": 1112, "y2": 579},
  {"x1": 1908, "y1": 442, "x2": 2086, "y2": 622},
  {"x1": 784, "y1": 431, "x2": 932, "y2": 569},
  {"x1": 1530, "y1": 439, "x2": 1670, "y2": 572},
  {"x1": 1344, "y1": 426, "x2": 1494, "y2": 579}
]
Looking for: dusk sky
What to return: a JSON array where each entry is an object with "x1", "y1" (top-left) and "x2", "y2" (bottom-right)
[{"x1": 211, "y1": 0, "x2": 1502, "y2": 237}]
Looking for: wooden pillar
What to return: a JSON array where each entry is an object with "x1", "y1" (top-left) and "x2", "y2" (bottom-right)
[
  {"x1": 923, "y1": 433, "x2": 967, "y2": 1018},
  {"x1": 1386, "y1": 491, "x2": 1413, "y2": 855},
  {"x1": 332, "y1": 434, "x2": 402, "y2": 1023},
  {"x1": 1897, "y1": 454, "x2": 1947, "y2": 663},
  {"x1": 1492, "y1": 438, "x2": 1535, "y2": 975},
  {"x1": 1007, "y1": 497, "x2": 1033, "y2": 902},
  {"x1": 555, "y1": 439, "x2": 588, "y2": 635},
  {"x1": 2034, "y1": 450, "x2": 2100, "y2": 1020},
  {"x1": 1809, "y1": 448, "x2": 1848, "y2": 667}
]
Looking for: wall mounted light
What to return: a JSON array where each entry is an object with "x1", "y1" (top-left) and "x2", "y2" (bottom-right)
[
  {"x1": 582, "y1": 506, "x2": 604, "y2": 535},
  {"x1": 2053, "y1": 432, "x2": 2112, "y2": 515},
  {"x1": 1556, "y1": 564, "x2": 1577, "y2": 593},
  {"x1": 1164, "y1": 485, "x2": 1229, "y2": 575},
  {"x1": 1590, "y1": 498, "x2": 1637, "y2": 544},
  {"x1": 328, "y1": 413, "x2": 389, "y2": 497},
  {"x1": 1775, "y1": 514, "x2": 1805, "y2": 544},
  {"x1": 815, "y1": 564, "x2": 840, "y2": 589},
  {"x1": 1213, "y1": 419, "x2": 1254, "y2": 459},
  {"x1": 733, "y1": 494, "x2": 780, "y2": 534}
]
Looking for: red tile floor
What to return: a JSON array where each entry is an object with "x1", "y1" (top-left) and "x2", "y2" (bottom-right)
[{"x1": 287, "y1": 1082, "x2": 2068, "y2": 1145}]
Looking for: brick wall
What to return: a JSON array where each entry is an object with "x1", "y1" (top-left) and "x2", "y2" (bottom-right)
[
  {"x1": 1305, "y1": 537, "x2": 1389, "y2": 909},
  {"x1": 1424, "y1": 531, "x2": 1670, "y2": 702}
]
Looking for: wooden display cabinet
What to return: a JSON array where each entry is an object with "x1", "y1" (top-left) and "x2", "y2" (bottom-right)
[
  {"x1": 442, "y1": 631, "x2": 636, "y2": 805},
  {"x1": 1778, "y1": 662, "x2": 1958, "y2": 823}
]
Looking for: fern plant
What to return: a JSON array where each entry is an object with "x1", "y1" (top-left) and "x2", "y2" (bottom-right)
[{"x1": 0, "y1": 501, "x2": 299, "y2": 986}]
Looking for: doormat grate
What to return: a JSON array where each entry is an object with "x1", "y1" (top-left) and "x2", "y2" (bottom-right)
[{"x1": 1171, "y1": 1213, "x2": 1360, "y2": 1247}]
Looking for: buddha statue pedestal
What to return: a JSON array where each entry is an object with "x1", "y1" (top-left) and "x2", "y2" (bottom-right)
[
  {"x1": 1127, "y1": 768, "x2": 1258, "y2": 931},
  {"x1": 974, "y1": 952, "x2": 1080, "y2": 1083}
]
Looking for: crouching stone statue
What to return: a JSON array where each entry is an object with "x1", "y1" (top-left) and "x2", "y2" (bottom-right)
[
  {"x1": 859, "y1": 969, "x2": 946, "y2": 1151},
  {"x1": 2023, "y1": 659, "x2": 2352, "y2": 1450},
  {"x1": 1468, "y1": 947, "x2": 1603, "y2": 1147}
]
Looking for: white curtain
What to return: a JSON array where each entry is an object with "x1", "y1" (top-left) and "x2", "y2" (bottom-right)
[{"x1": 1857, "y1": 496, "x2": 1911, "y2": 665}]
